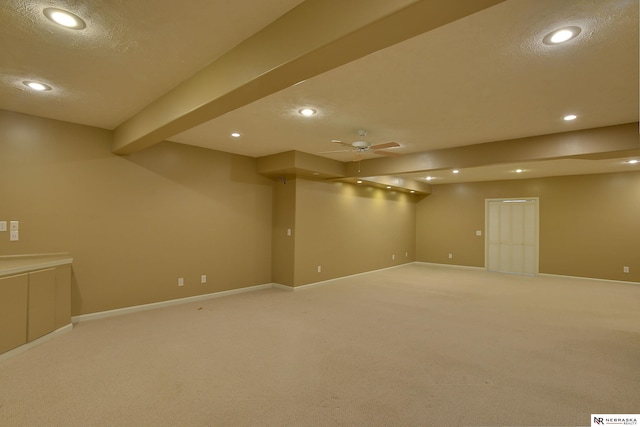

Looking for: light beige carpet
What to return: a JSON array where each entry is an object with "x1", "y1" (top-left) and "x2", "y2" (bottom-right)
[{"x1": 1, "y1": 264, "x2": 638, "y2": 426}]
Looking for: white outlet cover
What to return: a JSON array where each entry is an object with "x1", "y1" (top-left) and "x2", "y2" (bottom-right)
[
  {"x1": 10, "y1": 221, "x2": 19, "y2": 231},
  {"x1": 0, "y1": 221, "x2": 6, "y2": 231},
  {"x1": 10, "y1": 230, "x2": 19, "y2": 241}
]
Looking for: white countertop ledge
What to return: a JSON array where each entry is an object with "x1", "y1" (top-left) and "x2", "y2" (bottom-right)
[{"x1": 0, "y1": 253, "x2": 73, "y2": 277}]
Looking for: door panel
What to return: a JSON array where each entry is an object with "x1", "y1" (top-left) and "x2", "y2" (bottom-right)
[{"x1": 486, "y1": 199, "x2": 538, "y2": 275}]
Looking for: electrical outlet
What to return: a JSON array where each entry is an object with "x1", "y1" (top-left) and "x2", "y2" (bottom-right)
[
  {"x1": 317, "y1": 266, "x2": 321, "y2": 273},
  {"x1": 405, "y1": 252, "x2": 408, "y2": 257},
  {"x1": 476, "y1": 230, "x2": 482, "y2": 236},
  {"x1": 392, "y1": 254, "x2": 395, "y2": 260},
  {"x1": 201, "y1": 275, "x2": 207, "y2": 283},
  {"x1": 178, "y1": 277, "x2": 184, "y2": 286},
  {"x1": 448, "y1": 253, "x2": 453, "y2": 259},
  {"x1": 623, "y1": 266, "x2": 629, "y2": 273},
  {"x1": 0, "y1": 221, "x2": 6, "y2": 232},
  {"x1": 10, "y1": 231, "x2": 19, "y2": 241}
]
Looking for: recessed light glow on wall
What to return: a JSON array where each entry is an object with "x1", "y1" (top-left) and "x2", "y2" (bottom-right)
[
  {"x1": 515, "y1": 169, "x2": 523, "y2": 173},
  {"x1": 298, "y1": 108, "x2": 317, "y2": 117},
  {"x1": 543, "y1": 26, "x2": 581, "y2": 45},
  {"x1": 23, "y1": 81, "x2": 52, "y2": 91},
  {"x1": 452, "y1": 169, "x2": 460, "y2": 174},
  {"x1": 386, "y1": 186, "x2": 392, "y2": 189},
  {"x1": 425, "y1": 176, "x2": 433, "y2": 181},
  {"x1": 356, "y1": 180, "x2": 363, "y2": 184},
  {"x1": 43, "y1": 8, "x2": 86, "y2": 30},
  {"x1": 563, "y1": 114, "x2": 577, "y2": 121},
  {"x1": 626, "y1": 159, "x2": 639, "y2": 164},
  {"x1": 231, "y1": 132, "x2": 241, "y2": 138}
]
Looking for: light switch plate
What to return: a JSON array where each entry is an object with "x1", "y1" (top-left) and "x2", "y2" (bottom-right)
[
  {"x1": 10, "y1": 220, "x2": 19, "y2": 231},
  {"x1": 0, "y1": 221, "x2": 6, "y2": 232}
]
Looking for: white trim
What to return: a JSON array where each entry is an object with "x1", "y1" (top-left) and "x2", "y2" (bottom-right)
[
  {"x1": 71, "y1": 283, "x2": 273, "y2": 323},
  {"x1": 0, "y1": 323, "x2": 73, "y2": 364},
  {"x1": 276, "y1": 263, "x2": 412, "y2": 291},
  {"x1": 272, "y1": 283, "x2": 294, "y2": 292},
  {"x1": 413, "y1": 263, "x2": 638, "y2": 285},
  {"x1": 539, "y1": 273, "x2": 639, "y2": 286},
  {"x1": 413, "y1": 261, "x2": 485, "y2": 271}
]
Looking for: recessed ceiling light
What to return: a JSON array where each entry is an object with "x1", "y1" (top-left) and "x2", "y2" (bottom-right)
[
  {"x1": 543, "y1": 26, "x2": 581, "y2": 45},
  {"x1": 356, "y1": 180, "x2": 363, "y2": 184},
  {"x1": 231, "y1": 132, "x2": 241, "y2": 138},
  {"x1": 452, "y1": 169, "x2": 460, "y2": 174},
  {"x1": 298, "y1": 108, "x2": 317, "y2": 117},
  {"x1": 515, "y1": 169, "x2": 523, "y2": 173},
  {"x1": 386, "y1": 186, "x2": 392, "y2": 189},
  {"x1": 425, "y1": 176, "x2": 433, "y2": 181},
  {"x1": 626, "y1": 159, "x2": 639, "y2": 164},
  {"x1": 563, "y1": 114, "x2": 577, "y2": 121},
  {"x1": 23, "y1": 81, "x2": 52, "y2": 91},
  {"x1": 43, "y1": 8, "x2": 86, "y2": 30},
  {"x1": 410, "y1": 190, "x2": 415, "y2": 194}
]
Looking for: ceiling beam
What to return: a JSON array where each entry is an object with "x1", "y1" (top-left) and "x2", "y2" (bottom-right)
[
  {"x1": 344, "y1": 123, "x2": 640, "y2": 177},
  {"x1": 112, "y1": 0, "x2": 507, "y2": 155}
]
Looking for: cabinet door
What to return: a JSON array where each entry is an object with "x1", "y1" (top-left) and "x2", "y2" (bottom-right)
[
  {"x1": 0, "y1": 274, "x2": 29, "y2": 353},
  {"x1": 28, "y1": 268, "x2": 57, "y2": 342},
  {"x1": 54, "y1": 264, "x2": 72, "y2": 329}
]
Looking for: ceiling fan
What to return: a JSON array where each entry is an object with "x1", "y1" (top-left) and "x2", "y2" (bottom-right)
[{"x1": 320, "y1": 130, "x2": 402, "y2": 161}]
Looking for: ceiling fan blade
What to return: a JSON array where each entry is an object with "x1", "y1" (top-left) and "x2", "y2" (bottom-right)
[
  {"x1": 373, "y1": 149, "x2": 402, "y2": 157},
  {"x1": 332, "y1": 140, "x2": 353, "y2": 147},
  {"x1": 318, "y1": 149, "x2": 353, "y2": 154},
  {"x1": 370, "y1": 141, "x2": 400, "y2": 150}
]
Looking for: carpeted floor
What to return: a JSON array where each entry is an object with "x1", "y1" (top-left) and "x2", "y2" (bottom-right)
[{"x1": 1, "y1": 263, "x2": 638, "y2": 427}]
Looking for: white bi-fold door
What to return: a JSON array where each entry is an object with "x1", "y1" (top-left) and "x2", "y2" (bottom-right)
[{"x1": 486, "y1": 198, "x2": 539, "y2": 275}]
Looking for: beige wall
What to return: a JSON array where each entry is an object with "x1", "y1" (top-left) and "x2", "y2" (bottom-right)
[
  {"x1": 416, "y1": 172, "x2": 640, "y2": 282},
  {"x1": 2, "y1": 109, "x2": 636, "y2": 318},
  {"x1": 292, "y1": 178, "x2": 417, "y2": 286},
  {"x1": 271, "y1": 177, "x2": 296, "y2": 286},
  {"x1": 0, "y1": 110, "x2": 274, "y2": 315}
]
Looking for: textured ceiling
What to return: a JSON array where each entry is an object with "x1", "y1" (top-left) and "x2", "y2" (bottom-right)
[
  {"x1": 0, "y1": 0, "x2": 305, "y2": 128},
  {"x1": 1, "y1": 0, "x2": 638, "y2": 184}
]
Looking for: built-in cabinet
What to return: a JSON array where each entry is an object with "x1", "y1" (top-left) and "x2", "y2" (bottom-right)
[
  {"x1": 0, "y1": 256, "x2": 72, "y2": 356},
  {"x1": 0, "y1": 273, "x2": 29, "y2": 354}
]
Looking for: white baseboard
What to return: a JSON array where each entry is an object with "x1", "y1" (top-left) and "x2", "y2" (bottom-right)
[
  {"x1": 0, "y1": 323, "x2": 73, "y2": 364},
  {"x1": 539, "y1": 273, "x2": 639, "y2": 285},
  {"x1": 414, "y1": 262, "x2": 639, "y2": 284},
  {"x1": 272, "y1": 263, "x2": 413, "y2": 291},
  {"x1": 72, "y1": 283, "x2": 273, "y2": 323},
  {"x1": 413, "y1": 261, "x2": 485, "y2": 271}
]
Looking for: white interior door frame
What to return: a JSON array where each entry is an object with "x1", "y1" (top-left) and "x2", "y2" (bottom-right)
[{"x1": 485, "y1": 197, "x2": 539, "y2": 275}]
